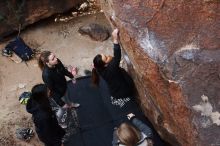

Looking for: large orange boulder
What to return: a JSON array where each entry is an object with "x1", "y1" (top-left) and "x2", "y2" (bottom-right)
[{"x1": 99, "y1": 0, "x2": 220, "y2": 145}]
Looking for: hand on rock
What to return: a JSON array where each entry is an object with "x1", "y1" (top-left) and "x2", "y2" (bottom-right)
[{"x1": 112, "y1": 28, "x2": 119, "y2": 44}]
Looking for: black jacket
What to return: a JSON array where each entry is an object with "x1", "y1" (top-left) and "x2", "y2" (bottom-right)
[
  {"x1": 42, "y1": 59, "x2": 73, "y2": 106},
  {"x1": 26, "y1": 98, "x2": 65, "y2": 146},
  {"x1": 99, "y1": 44, "x2": 134, "y2": 99}
]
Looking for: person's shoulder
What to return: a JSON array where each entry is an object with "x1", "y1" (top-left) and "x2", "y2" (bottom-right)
[
  {"x1": 42, "y1": 67, "x2": 49, "y2": 74},
  {"x1": 56, "y1": 59, "x2": 64, "y2": 67},
  {"x1": 42, "y1": 68, "x2": 51, "y2": 78},
  {"x1": 100, "y1": 67, "x2": 111, "y2": 76},
  {"x1": 57, "y1": 58, "x2": 62, "y2": 64},
  {"x1": 107, "y1": 60, "x2": 120, "y2": 71}
]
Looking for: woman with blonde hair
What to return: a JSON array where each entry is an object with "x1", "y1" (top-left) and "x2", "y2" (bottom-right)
[{"x1": 112, "y1": 113, "x2": 153, "y2": 146}]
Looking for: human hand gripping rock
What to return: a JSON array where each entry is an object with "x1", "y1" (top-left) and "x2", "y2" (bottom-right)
[{"x1": 112, "y1": 28, "x2": 119, "y2": 44}]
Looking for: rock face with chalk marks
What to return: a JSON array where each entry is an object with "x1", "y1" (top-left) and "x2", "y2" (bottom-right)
[{"x1": 99, "y1": 0, "x2": 220, "y2": 145}]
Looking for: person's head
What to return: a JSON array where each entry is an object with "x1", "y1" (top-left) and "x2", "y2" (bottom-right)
[
  {"x1": 93, "y1": 54, "x2": 104, "y2": 69},
  {"x1": 31, "y1": 84, "x2": 51, "y2": 112},
  {"x1": 38, "y1": 51, "x2": 58, "y2": 70},
  {"x1": 93, "y1": 54, "x2": 113, "y2": 69},
  {"x1": 92, "y1": 54, "x2": 113, "y2": 86},
  {"x1": 117, "y1": 122, "x2": 141, "y2": 146},
  {"x1": 31, "y1": 84, "x2": 48, "y2": 103},
  {"x1": 100, "y1": 54, "x2": 113, "y2": 64}
]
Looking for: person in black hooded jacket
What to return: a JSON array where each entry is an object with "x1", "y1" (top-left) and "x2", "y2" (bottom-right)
[{"x1": 26, "y1": 84, "x2": 65, "y2": 146}]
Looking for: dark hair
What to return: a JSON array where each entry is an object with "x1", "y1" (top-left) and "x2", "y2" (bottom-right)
[
  {"x1": 38, "y1": 51, "x2": 51, "y2": 70},
  {"x1": 93, "y1": 54, "x2": 105, "y2": 69},
  {"x1": 31, "y1": 84, "x2": 51, "y2": 113},
  {"x1": 92, "y1": 54, "x2": 105, "y2": 86}
]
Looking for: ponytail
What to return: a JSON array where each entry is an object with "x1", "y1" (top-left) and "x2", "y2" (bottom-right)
[
  {"x1": 38, "y1": 58, "x2": 44, "y2": 71},
  {"x1": 38, "y1": 51, "x2": 51, "y2": 70},
  {"x1": 92, "y1": 68, "x2": 99, "y2": 86},
  {"x1": 92, "y1": 54, "x2": 105, "y2": 86}
]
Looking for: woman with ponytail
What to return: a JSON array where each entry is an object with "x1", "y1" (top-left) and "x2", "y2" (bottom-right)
[
  {"x1": 38, "y1": 51, "x2": 80, "y2": 108},
  {"x1": 92, "y1": 29, "x2": 135, "y2": 107}
]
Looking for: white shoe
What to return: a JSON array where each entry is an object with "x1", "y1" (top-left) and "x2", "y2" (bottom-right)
[
  {"x1": 72, "y1": 103, "x2": 80, "y2": 108},
  {"x1": 60, "y1": 124, "x2": 67, "y2": 129}
]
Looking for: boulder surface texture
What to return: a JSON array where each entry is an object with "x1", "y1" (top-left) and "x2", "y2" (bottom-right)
[
  {"x1": 78, "y1": 23, "x2": 110, "y2": 41},
  {"x1": 0, "y1": 0, "x2": 85, "y2": 39},
  {"x1": 99, "y1": 0, "x2": 220, "y2": 145}
]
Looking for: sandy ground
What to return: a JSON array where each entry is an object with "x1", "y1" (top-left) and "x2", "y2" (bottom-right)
[{"x1": 0, "y1": 12, "x2": 113, "y2": 146}]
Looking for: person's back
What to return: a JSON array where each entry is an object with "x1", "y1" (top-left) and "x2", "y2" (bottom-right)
[
  {"x1": 101, "y1": 64, "x2": 134, "y2": 99},
  {"x1": 92, "y1": 29, "x2": 135, "y2": 99}
]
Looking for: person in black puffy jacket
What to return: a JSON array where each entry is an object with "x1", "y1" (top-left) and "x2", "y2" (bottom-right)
[{"x1": 26, "y1": 84, "x2": 65, "y2": 146}]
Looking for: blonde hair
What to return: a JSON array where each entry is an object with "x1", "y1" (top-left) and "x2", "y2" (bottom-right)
[{"x1": 117, "y1": 123, "x2": 141, "y2": 146}]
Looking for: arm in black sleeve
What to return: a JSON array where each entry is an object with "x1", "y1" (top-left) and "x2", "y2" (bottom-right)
[
  {"x1": 112, "y1": 129, "x2": 119, "y2": 146},
  {"x1": 43, "y1": 74, "x2": 65, "y2": 106},
  {"x1": 63, "y1": 66, "x2": 73, "y2": 79},
  {"x1": 110, "y1": 43, "x2": 121, "y2": 68},
  {"x1": 131, "y1": 117, "x2": 153, "y2": 139},
  {"x1": 52, "y1": 94, "x2": 65, "y2": 107},
  {"x1": 58, "y1": 59, "x2": 74, "y2": 79},
  {"x1": 43, "y1": 74, "x2": 55, "y2": 93}
]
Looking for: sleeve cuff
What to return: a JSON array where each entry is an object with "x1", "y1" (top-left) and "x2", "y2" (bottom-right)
[{"x1": 130, "y1": 116, "x2": 136, "y2": 121}]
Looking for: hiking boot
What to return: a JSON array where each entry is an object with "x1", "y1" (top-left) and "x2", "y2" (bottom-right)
[{"x1": 2, "y1": 48, "x2": 12, "y2": 57}]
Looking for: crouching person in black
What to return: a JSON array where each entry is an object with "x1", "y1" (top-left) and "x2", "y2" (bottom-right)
[{"x1": 26, "y1": 84, "x2": 65, "y2": 146}]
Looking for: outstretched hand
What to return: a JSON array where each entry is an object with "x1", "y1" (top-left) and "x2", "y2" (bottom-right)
[
  {"x1": 112, "y1": 28, "x2": 119, "y2": 44},
  {"x1": 71, "y1": 67, "x2": 77, "y2": 76}
]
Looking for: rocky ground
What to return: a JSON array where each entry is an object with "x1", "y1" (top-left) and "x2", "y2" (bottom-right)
[{"x1": 0, "y1": 12, "x2": 113, "y2": 146}]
